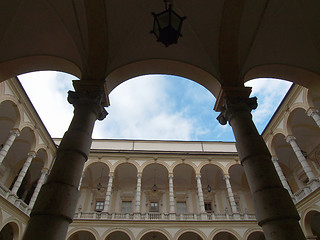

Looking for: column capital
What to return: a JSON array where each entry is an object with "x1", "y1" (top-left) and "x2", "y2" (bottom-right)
[
  {"x1": 196, "y1": 174, "x2": 201, "y2": 179},
  {"x1": 10, "y1": 128, "x2": 20, "y2": 136},
  {"x1": 168, "y1": 173, "x2": 174, "y2": 178},
  {"x1": 223, "y1": 174, "x2": 230, "y2": 180},
  {"x1": 271, "y1": 156, "x2": 279, "y2": 162},
  {"x1": 285, "y1": 135, "x2": 296, "y2": 143},
  {"x1": 28, "y1": 151, "x2": 37, "y2": 158},
  {"x1": 137, "y1": 173, "x2": 142, "y2": 178},
  {"x1": 41, "y1": 168, "x2": 49, "y2": 174},
  {"x1": 216, "y1": 95, "x2": 258, "y2": 125},
  {"x1": 108, "y1": 172, "x2": 114, "y2": 178},
  {"x1": 306, "y1": 108, "x2": 319, "y2": 117},
  {"x1": 68, "y1": 90, "x2": 108, "y2": 121}
]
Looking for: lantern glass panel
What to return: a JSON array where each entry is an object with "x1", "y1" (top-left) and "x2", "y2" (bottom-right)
[
  {"x1": 171, "y1": 12, "x2": 181, "y2": 30},
  {"x1": 158, "y1": 12, "x2": 170, "y2": 29}
]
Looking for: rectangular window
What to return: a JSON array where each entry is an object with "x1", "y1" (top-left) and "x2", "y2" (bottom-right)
[
  {"x1": 121, "y1": 201, "x2": 132, "y2": 213},
  {"x1": 150, "y1": 202, "x2": 159, "y2": 212},
  {"x1": 204, "y1": 202, "x2": 212, "y2": 213},
  {"x1": 177, "y1": 201, "x2": 187, "y2": 214},
  {"x1": 95, "y1": 201, "x2": 104, "y2": 212}
]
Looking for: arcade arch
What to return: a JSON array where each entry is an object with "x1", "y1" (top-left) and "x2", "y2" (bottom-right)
[
  {"x1": 67, "y1": 230, "x2": 97, "y2": 240},
  {"x1": 0, "y1": 222, "x2": 19, "y2": 240},
  {"x1": 304, "y1": 210, "x2": 320, "y2": 239}
]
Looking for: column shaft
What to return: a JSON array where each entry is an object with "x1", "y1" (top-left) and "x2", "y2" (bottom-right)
[
  {"x1": 224, "y1": 174, "x2": 239, "y2": 214},
  {"x1": 196, "y1": 175, "x2": 206, "y2": 213},
  {"x1": 286, "y1": 136, "x2": 315, "y2": 181},
  {"x1": 168, "y1": 174, "x2": 175, "y2": 213},
  {"x1": 23, "y1": 86, "x2": 107, "y2": 240},
  {"x1": 272, "y1": 156, "x2": 294, "y2": 198},
  {"x1": 28, "y1": 168, "x2": 48, "y2": 209},
  {"x1": 217, "y1": 94, "x2": 305, "y2": 240},
  {"x1": 11, "y1": 152, "x2": 36, "y2": 195},
  {"x1": 135, "y1": 174, "x2": 142, "y2": 212},
  {"x1": 104, "y1": 173, "x2": 114, "y2": 212},
  {"x1": 307, "y1": 108, "x2": 320, "y2": 128},
  {"x1": 0, "y1": 129, "x2": 20, "y2": 165}
]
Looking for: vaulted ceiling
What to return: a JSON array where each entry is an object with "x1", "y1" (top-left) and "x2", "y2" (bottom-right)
[{"x1": 0, "y1": 0, "x2": 320, "y2": 97}]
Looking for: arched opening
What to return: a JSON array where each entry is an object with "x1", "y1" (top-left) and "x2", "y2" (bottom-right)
[
  {"x1": 67, "y1": 230, "x2": 96, "y2": 240},
  {"x1": 105, "y1": 231, "x2": 131, "y2": 240},
  {"x1": 140, "y1": 231, "x2": 168, "y2": 240},
  {"x1": 304, "y1": 210, "x2": 320, "y2": 238},
  {"x1": 247, "y1": 231, "x2": 265, "y2": 240},
  {"x1": 0, "y1": 222, "x2": 19, "y2": 240},
  {"x1": 173, "y1": 164, "x2": 196, "y2": 216},
  {"x1": 142, "y1": 163, "x2": 168, "y2": 215},
  {"x1": 113, "y1": 163, "x2": 137, "y2": 215},
  {"x1": 177, "y1": 231, "x2": 203, "y2": 240},
  {"x1": 200, "y1": 164, "x2": 225, "y2": 215},
  {"x1": 212, "y1": 232, "x2": 238, "y2": 240},
  {"x1": 228, "y1": 164, "x2": 253, "y2": 214},
  {"x1": 79, "y1": 162, "x2": 110, "y2": 213}
]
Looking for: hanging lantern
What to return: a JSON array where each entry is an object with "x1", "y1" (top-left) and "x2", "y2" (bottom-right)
[{"x1": 151, "y1": 1, "x2": 186, "y2": 47}]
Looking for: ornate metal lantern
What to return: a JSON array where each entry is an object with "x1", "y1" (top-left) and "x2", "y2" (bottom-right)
[{"x1": 151, "y1": 0, "x2": 186, "y2": 47}]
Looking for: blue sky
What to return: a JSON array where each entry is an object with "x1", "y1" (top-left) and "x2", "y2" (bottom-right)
[{"x1": 18, "y1": 71, "x2": 292, "y2": 142}]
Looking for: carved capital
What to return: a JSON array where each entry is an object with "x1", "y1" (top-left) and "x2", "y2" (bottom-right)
[
  {"x1": 217, "y1": 96, "x2": 258, "y2": 125},
  {"x1": 285, "y1": 135, "x2": 296, "y2": 143},
  {"x1": 67, "y1": 90, "x2": 108, "y2": 121}
]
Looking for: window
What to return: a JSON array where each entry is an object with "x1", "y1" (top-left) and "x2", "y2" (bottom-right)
[
  {"x1": 204, "y1": 202, "x2": 212, "y2": 213},
  {"x1": 150, "y1": 202, "x2": 159, "y2": 212},
  {"x1": 95, "y1": 201, "x2": 104, "y2": 212},
  {"x1": 177, "y1": 202, "x2": 187, "y2": 214},
  {"x1": 121, "y1": 201, "x2": 132, "y2": 213}
]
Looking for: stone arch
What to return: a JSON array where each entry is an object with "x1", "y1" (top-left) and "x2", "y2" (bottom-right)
[
  {"x1": 301, "y1": 207, "x2": 320, "y2": 237},
  {"x1": 199, "y1": 162, "x2": 224, "y2": 175},
  {"x1": 82, "y1": 162, "x2": 111, "y2": 188},
  {"x1": 83, "y1": 160, "x2": 111, "y2": 175},
  {"x1": 172, "y1": 161, "x2": 197, "y2": 173},
  {"x1": 140, "y1": 160, "x2": 170, "y2": 174},
  {"x1": 244, "y1": 64, "x2": 320, "y2": 94},
  {"x1": 66, "y1": 229, "x2": 98, "y2": 240},
  {"x1": 137, "y1": 228, "x2": 171, "y2": 240},
  {"x1": 0, "y1": 56, "x2": 81, "y2": 83},
  {"x1": 0, "y1": 220, "x2": 20, "y2": 240},
  {"x1": 211, "y1": 229, "x2": 241, "y2": 240},
  {"x1": 175, "y1": 229, "x2": 206, "y2": 240},
  {"x1": 106, "y1": 59, "x2": 220, "y2": 98},
  {"x1": 0, "y1": 99, "x2": 21, "y2": 130},
  {"x1": 142, "y1": 163, "x2": 169, "y2": 192},
  {"x1": 246, "y1": 231, "x2": 265, "y2": 240},
  {"x1": 243, "y1": 228, "x2": 264, "y2": 240},
  {"x1": 17, "y1": 126, "x2": 36, "y2": 151},
  {"x1": 102, "y1": 228, "x2": 134, "y2": 240},
  {"x1": 113, "y1": 161, "x2": 138, "y2": 173}
]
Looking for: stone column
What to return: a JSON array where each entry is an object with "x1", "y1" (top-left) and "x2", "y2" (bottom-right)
[
  {"x1": 223, "y1": 174, "x2": 240, "y2": 216},
  {"x1": 196, "y1": 175, "x2": 206, "y2": 213},
  {"x1": 104, "y1": 173, "x2": 114, "y2": 212},
  {"x1": 28, "y1": 168, "x2": 49, "y2": 209},
  {"x1": 134, "y1": 174, "x2": 142, "y2": 212},
  {"x1": 272, "y1": 156, "x2": 294, "y2": 199},
  {"x1": 0, "y1": 129, "x2": 20, "y2": 165},
  {"x1": 307, "y1": 108, "x2": 320, "y2": 128},
  {"x1": 216, "y1": 88, "x2": 305, "y2": 240},
  {"x1": 286, "y1": 136, "x2": 315, "y2": 181},
  {"x1": 168, "y1": 174, "x2": 175, "y2": 214},
  {"x1": 23, "y1": 81, "x2": 108, "y2": 240},
  {"x1": 11, "y1": 151, "x2": 36, "y2": 195},
  {"x1": 78, "y1": 173, "x2": 85, "y2": 190}
]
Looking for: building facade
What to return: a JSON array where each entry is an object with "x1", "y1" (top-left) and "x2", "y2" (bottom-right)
[{"x1": 0, "y1": 78, "x2": 319, "y2": 239}]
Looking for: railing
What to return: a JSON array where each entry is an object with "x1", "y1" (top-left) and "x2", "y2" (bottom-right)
[
  {"x1": 0, "y1": 183, "x2": 30, "y2": 215},
  {"x1": 73, "y1": 211, "x2": 257, "y2": 221}
]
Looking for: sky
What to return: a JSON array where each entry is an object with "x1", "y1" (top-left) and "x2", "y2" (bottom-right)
[{"x1": 18, "y1": 71, "x2": 292, "y2": 142}]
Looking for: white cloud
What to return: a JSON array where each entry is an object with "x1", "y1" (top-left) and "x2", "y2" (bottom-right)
[{"x1": 18, "y1": 71, "x2": 75, "y2": 138}]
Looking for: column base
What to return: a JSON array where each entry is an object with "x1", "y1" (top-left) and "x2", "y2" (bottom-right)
[
  {"x1": 133, "y1": 213, "x2": 141, "y2": 220},
  {"x1": 308, "y1": 178, "x2": 320, "y2": 191},
  {"x1": 232, "y1": 213, "x2": 241, "y2": 220},
  {"x1": 200, "y1": 212, "x2": 208, "y2": 220},
  {"x1": 8, "y1": 193, "x2": 18, "y2": 204},
  {"x1": 169, "y1": 213, "x2": 176, "y2": 220}
]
